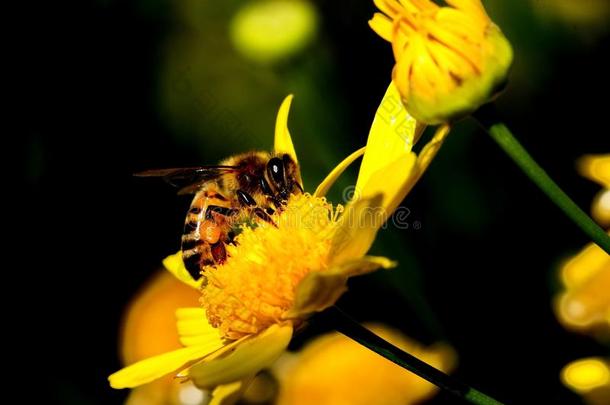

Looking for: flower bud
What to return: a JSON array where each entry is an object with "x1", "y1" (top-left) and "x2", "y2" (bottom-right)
[{"x1": 370, "y1": 0, "x2": 513, "y2": 124}]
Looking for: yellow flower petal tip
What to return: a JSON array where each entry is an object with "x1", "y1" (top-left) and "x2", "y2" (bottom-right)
[
  {"x1": 577, "y1": 154, "x2": 610, "y2": 189},
  {"x1": 314, "y1": 146, "x2": 366, "y2": 198},
  {"x1": 355, "y1": 82, "x2": 419, "y2": 194},
  {"x1": 274, "y1": 95, "x2": 301, "y2": 188},
  {"x1": 210, "y1": 379, "x2": 250, "y2": 405},
  {"x1": 108, "y1": 345, "x2": 215, "y2": 389},
  {"x1": 561, "y1": 358, "x2": 610, "y2": 394},
  {"x1": 370, "y1": 0, "x2": 513, "y2": 124},
  {"x1": 555, "y1": 234, "x2": 610, "y2": 331},
  {"x1": 578, "y1": 154, "x2": 610, "y2": 227},
  {"x1": 592, "y1": 189, "x2": 610, "y2": 228},
  {"x1": 230, "y1": 0, "x2": 318, "y2": 65},
  {"x1": 162, "y1": 252, "x2": 203, "y2": 290}
]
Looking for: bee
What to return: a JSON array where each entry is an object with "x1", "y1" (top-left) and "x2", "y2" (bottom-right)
[{"x1": 137, "y1": 152, "x2": 303, "y2": 281}]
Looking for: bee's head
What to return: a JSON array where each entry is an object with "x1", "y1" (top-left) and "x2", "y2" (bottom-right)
[{"x1": 266, "y1": 154, "x2": 303, "y2": 200}]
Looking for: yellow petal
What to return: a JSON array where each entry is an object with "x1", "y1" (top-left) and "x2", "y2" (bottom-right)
[
  {"x1": 120, "y1": 271, "x2": 201, "y2": 366},
  {"x1": 285, "y1": 256, "x2": 396, "y2": 318},
  {"x1": 330, "y1": 153, "x2": 417, "y2": 263},
  {"x1": 368, "y1": 13, "x2": 393, "y2": 42},
  {"x1": 360, "y1": 152, "x2": 419, "y2": 224},
  {"x1": 355, "y1": 81, "x2": 424, "y2": 196},
  {"x1": 561, "y1": 237, "x2": 610, "y2": 289},
  {"x1": 210, "y1": 378, "x2": 254, "y2": 405},
  {"x1": 592, "y1": 189, "x2": 610, "y2": 227},
  {"x1": 176, "y1": 307, "x2": 225, "y2": 348},
  {"x1": 445, "y1": 0, "x2": 488, "y2": 21},
  {"x1": 402, "y1": 123, "x2": 450, "y2": 199},
  {"x1": 109, "y1": 345, "x2": 214, "y2": 389},
  {"x1": 578, "y1": 154, "x2": 610, "y2": 189},
  {"x1": 314, "y1": 147, "x2": 366, "y2": 198},
  {"x1": 189, "y1": 324, "x2": 293, "y2": 389},
  {"x1": 561, "y1": 358, "x2": 610, "y2": 394},
  {"x1": 416, "y1": 124, "x2": 450, "y2": 173},
  {"x1": 274, "y1": 95, "x2": 299, "y2": 165},
  {"x1": 329, "y1": 125, "x2": 448, "y2": 263},
  {"x1": 361, "y1": 124, "x2": 449, "y2": 219}
]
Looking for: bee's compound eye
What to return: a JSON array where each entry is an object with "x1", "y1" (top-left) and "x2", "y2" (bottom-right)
[{"x1": 267, "y1": 157, "x2": 285, "y2": 188}]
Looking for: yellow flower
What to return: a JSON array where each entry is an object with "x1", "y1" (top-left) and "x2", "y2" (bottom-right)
[
  {"x1": 554, "y1": 154, "x2": 610, "y2": 332},
  {"x1": 555, "y1": 155, "x2": 610, "y2": 404},
  {"x1": 555, "y1": 237, "x2": 610, "y2": 331},
  {"x1": 561, "y1": 358, "x2": 610, "y2": 405},
  {"x1": 109, "y1": 82, "x2": 449, "y2": 401},
  {"x1": 578, "y1": 154, "x2": 610, "y2": 228},
  {"x1": 273, "y1": 324, "x2": 457, "y2": 405},
  {"x1": 369, "y1": 0, "x2": 513, "y2": 124}
]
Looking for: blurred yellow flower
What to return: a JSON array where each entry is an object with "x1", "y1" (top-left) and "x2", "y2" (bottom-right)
[
  {"x1": 109, "y1": 83, "x2": 448, "y2": 401},
  {"x1": 555, "y1": 238, "x2": 610, "y2": 331},
  {"x1": 578, "y1": 154, "x2": 610, "y2": 228},
  {"x1": 119, "y1": 270, "x2": 207, "y2": 405},
  {"x1": 369, "y1": 0, "x2": 513, "y2": 124},
  {"x1": 555, "y1": 154, "x2": 610, "y2": 332},
  {"x1": 561, "y1": 358, "x2": 610, "y2": 405},
  {"x1": 230, "y1": 0, "x2": 318, "y2": 64},
  {"x1": 555, "y1": 154, "x2": 610, "y2": 404},
  {"x1": 274, "y1": 324, "x2": 457, "y2": 405}
]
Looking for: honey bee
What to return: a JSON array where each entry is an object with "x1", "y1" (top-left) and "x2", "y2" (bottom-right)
[{"x1": 137, "y1": 152, "x2": 303, "y2": 280}]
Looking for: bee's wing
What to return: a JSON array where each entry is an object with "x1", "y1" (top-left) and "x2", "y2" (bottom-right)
[{"x1": 135, "y1": 166, "x2": 238, "y2": 194}]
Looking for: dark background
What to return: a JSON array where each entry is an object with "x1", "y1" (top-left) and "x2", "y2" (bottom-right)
[{"x1": 21, "y1": 0, "x2": 609, "y2": 404}]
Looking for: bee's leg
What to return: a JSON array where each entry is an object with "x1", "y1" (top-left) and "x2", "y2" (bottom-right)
[
  {"x1": 211, "y1": 241, "x2": 227, "y2": 264},
  {"x1": 236, "y1": 189, "x2": 257, "y2": 207},
  {"x1": 227, "y1": 230, "x2": 237, "y2": 245},
  {"x1": 205, "y1": 205, "x2": 237, "y2": 220},
  {"x1": 259, "y1": 177, "x2": 283, "y2": 209},
  {"x1": 292, "y1": 181, "x2": 304, "y2": 193},
  {"x1": 253, "y1": 207, "x2": 277, "y2": 227},
  {"x1": 282, "y1": 154, "x2": 304, "y2": 195}
]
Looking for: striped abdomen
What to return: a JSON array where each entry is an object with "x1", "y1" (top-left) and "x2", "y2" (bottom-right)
[{"x1": 181, "y1": 185, "x2": 234, "y2": 280}]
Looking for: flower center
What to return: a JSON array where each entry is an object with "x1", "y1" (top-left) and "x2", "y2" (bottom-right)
[{"x1": 201, "y1": 193, "x2": 342, "y2": 339}]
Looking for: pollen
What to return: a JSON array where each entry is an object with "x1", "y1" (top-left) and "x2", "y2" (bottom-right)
[{"x1": 201, "y1": 193, "x2": 342, "y2": 340}]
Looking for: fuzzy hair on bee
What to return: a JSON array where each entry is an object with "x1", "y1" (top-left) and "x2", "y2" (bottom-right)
[{"x1": 136, "y1": 151, "x2": 303, "y2": 280}]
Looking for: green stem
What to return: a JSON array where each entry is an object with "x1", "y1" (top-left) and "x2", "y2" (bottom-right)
[
  {"x1": 320, "y1": 307, "x2": 504, "y2": 405},
  {"x1": 473, "y1": 104, "x2": 610, "y2": 255}
]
